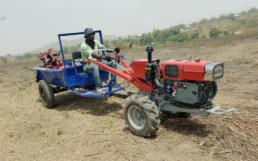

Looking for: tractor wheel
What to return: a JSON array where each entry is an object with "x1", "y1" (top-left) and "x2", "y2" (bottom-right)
[
  {"x1": 38, "y1": 80, "x2": 55, "y2": 108},
  {"x1": 210, "y1": 81, "x2": 218, "y2": 99},
  {"x1": 123, "y1": 94, "x2": 160, "y2": 137}
]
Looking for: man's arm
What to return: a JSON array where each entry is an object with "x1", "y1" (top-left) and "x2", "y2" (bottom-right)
[{"x1": 91, "y1": 53, "x2": 104, "y2": 59}]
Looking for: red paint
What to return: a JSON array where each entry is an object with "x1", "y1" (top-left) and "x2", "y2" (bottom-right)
[
  {"x1": 161, "y1": 59, "x2": 209, "y2": 81},
  {"x1": 88, "y1": 58, "x2": 210, "y2": 92},
  {"x1": 121, "y1": 59, "x2": 130, "y2": 68},
  {"x1": 130, "y1": 59, "x2": 148, "y2": 79},
  {"x1": 88, "y1": 59, "x2": 154, "y2": 92}
]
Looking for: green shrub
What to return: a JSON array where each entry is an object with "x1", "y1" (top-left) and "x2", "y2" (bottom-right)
[
  {"x1": 190, "y1": 33, "x2": 199, "y2": 39},
  {"x1": 223, "y1": 31, "x2": 230, "y2": 36},
  {"x1": 209, "y1": 27, "x2": 221, "y2": 38},
  {"x1": 167, "y1": 35, "x2": 177, "y2": 42},
  {"x1": 176, "y1": 33, "x2": 188, "y2": 42},
  {"x1": 238, "y1": 19, "x2": 247, "y2": 25},
  {"x1": 139, "y1": 33, "x2": 155, "y2": 45},
  {"x1": 167, "y1": 33, "x2": 188, "y2": 42}
]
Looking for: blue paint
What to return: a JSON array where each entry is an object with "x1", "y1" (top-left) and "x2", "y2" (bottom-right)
[{"x1": 32, "y1": 30, "x2": 124, "y2": 98}]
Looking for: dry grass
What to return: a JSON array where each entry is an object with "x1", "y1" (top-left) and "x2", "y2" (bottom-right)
[
  {"x1": 0, "y1": 56, "x2": 8, "y2": 64},
  {"x1": 0, "y1": 37, "x2": 258, "y2": 161}
]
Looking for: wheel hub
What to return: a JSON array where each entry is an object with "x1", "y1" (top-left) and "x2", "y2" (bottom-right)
[
  {"x1": 40, "y1": 87, "x2": 47, "y2": 102},
  {"x1": 127, "y1": 105, "x2": 146, "y2": 130}
]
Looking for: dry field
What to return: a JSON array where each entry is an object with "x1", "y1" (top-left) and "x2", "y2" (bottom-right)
[{"x1": 0, "y1": 37, "x2": 258, "y2": 161}]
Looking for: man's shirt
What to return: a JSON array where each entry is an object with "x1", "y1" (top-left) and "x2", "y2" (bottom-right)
[{"x1": 80, "y1": 40, "x2": 104, "y2": 61}]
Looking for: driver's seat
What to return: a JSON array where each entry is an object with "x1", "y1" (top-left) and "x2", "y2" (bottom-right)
[{"x1": 72, "y1": 51, "x2": 83, "y2": 66}]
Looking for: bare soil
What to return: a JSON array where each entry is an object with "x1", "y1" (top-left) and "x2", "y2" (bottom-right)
[{"x1": 0, "y1": 37, "x2": 258, "y2": 161}]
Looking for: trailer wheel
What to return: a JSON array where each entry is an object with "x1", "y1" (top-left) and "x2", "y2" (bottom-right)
[
  {"x1": 124, "y1": 94, "x2": 160, "y2": 137},
  {"x1": 38, "y1": 80, "x2": 55, "y2": 108}
]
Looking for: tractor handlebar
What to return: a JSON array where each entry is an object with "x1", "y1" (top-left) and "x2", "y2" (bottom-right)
[{"x1": 92, "y1": 49, "x2": 114, "y2": 53}]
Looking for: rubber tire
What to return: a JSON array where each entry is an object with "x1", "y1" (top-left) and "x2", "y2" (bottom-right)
[
  {"x1": 123, "y1": 94, "x2": 160, "y2": 137},
  {"x1": 38, "y1": 80, "x2": 55, "y2": 108},
  {"x1": 210, "y1": 81, "x2": 217, "y2": 99}
]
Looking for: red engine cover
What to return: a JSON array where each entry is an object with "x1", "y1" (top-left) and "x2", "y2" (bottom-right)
[
  {"x1": 130, "y1": 59, "x2": 148, "y2": 79},
  {"x1": 161, "y1": 59, "x2": 209, "y2": 81}
]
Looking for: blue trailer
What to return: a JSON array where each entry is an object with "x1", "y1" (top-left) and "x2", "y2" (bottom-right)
[{"x1": 32, "y1": 31, "x2": 124, "y2": 108}]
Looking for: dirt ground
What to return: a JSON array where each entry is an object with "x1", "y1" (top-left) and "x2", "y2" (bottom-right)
[{"x1": 0, "y1": 37, "x2": 258, "y2": 161}]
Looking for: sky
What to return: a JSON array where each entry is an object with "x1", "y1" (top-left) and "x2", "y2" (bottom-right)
[{"x1": 0, "y1": 0, "x2": 258, "y2": 56}]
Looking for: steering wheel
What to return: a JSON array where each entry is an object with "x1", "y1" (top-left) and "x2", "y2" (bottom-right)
[{"x1": 88, "y1": 49, "x2": 114, "y2": 61}]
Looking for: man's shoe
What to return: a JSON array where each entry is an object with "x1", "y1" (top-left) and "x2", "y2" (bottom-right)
[
  {"x1": 111, "y1": 81, "x2": 117, "y2": 85},
  {"x1": 96, "y1": 87, "x2": 104, "y2": 95}
]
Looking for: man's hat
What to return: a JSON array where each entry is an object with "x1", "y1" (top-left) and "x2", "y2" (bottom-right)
[{"x1": 84, "y1": 28, "x2": 95, "y2": 38}]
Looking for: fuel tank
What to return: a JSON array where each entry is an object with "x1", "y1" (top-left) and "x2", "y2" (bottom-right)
[
  {"x1": 160, "y1": 59, "x2": 210, "y2": 81},
  {"x1": 130, "y1": 59, "x2": 223, "y2": 82}
]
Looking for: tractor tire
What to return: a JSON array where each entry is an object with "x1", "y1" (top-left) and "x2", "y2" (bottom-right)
[
  {"x1": 123, "y1": 94, "x2": 160, "y2": 137},
  {"x1": 210, "y1": 81, "x2": 218, "y2": 99},
  {"x1": 38, "y1": 80, "x2": 55, "y2": 109}
]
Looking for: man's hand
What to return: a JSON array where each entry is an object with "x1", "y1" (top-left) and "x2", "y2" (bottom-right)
[
  {"x1": 91, "y1": 53, "x2": 102, "y2": 59},
  {"x1": 88, "y1": 53, "x2": 93, "y2": 60},
  {"x1": 104, "y1": 55, "x2": 112, "y2": 62},
  {"x1": 105, "y1": 49, "x2": 114, "y2": 53}
]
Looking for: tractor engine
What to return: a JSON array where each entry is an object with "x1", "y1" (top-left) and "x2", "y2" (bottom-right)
[
  {"x1": 162, "y1": 80, "x2": 218, "y2": 107},
  {"x1": 125, "y1": 46, "x2": 232, "y2": 137},
  {"x1": 130, "y1": 46, "x2": 224, "y2": 108},
  {"x1": 160, "y1": 59, "x2": 223, "y2": 107}
]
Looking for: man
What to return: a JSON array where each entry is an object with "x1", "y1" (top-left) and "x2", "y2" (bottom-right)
[
  {"x1": 80, "y1": 27, "x2": 116, "y2": 94},
  {"x1": 114, "y1": 47, "x2": 121, "y2": 64}
]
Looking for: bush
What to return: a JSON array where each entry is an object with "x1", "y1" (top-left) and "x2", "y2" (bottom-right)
[
  {"x1": 218, "y1": 15, "x2": 227, "y2": 20},
  {"x1": 190, "y1": 33, "x2": 199, "y2": 39},
  {"x1": 167, "y1": 33, "x2": 188, "y2": 42},
  {"x1": 223, "y1": 30, "x2": 230, "y2": 36},
  {"x1": 227, "y1": 13, "x2": 236, "y2": 21},
  {"x1": 176, "y1": 33, "x2": 188, "y2": 42},
  {"x1": 153, "y1": 29, "x2": 166, "y2": 43},
  {"x1": 167, "y1": 35, "x2": 177, "y2": 42},
  {"x1": 209, "y1": 27, "x2": 221, "y2": 38},
  {"x1": 167, "y1": 27, "x2": 181, "y2": 35},
  {"x1": 139, "y1": 33, "x2": 155, "y2": 45},
  {"x1": 238, "y1": 19, "x2": 247, "y2": 25}
]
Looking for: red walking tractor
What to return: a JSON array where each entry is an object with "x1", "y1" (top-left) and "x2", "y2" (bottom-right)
[{"x1": 33, "y1": 30, "x2": 233, "y2": 137}]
